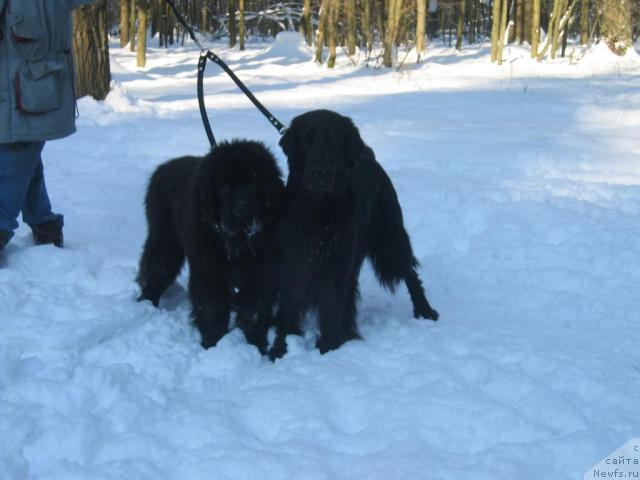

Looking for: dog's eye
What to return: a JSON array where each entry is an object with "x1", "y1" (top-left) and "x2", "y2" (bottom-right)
[{"x1": 220, "y1": 185, "x2": 230, "y2": 195}]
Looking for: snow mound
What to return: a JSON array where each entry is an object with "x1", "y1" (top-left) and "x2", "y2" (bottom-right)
[
  {"x1": 581, "y1": 41, "x2": 640, "y2": 65},
  {"x1": 250, "y1": 31, "x2": 314, "y2": 64}
]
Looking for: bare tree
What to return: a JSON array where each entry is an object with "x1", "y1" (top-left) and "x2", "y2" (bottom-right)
[
  {"x1": 531, "y1": 0, "x2": 541, "y2": 56},
  {"x1": 328, "y1": 0, "x2": 339, "y2": 67},
  {"x1": 491, "y1": 0, "x2": 504, "y2": 61},
  {"x1": 239, "y1": 0, "x2": 246, "y2": 50},
  {"x1": 580, "y1": 0, "x2": 590, "y2": 44},
  {"x1": 602, "y1": 0, "x2": 632, "y2": 54},
  {"x1": 137, "y1": 0, "x2": 149, "y2": 66},
  {"x1": 73, "y1": 0, "x2": 111, "y2": 100},
  {"x1": 362, "y1": 0, "x2": 373, "y2": 52},
  {"x1": 228, "y1": 0, "x2": 238, "y2": 47},
  {"x1": 130, "y1": 0, "x2": 137, "y2": 51},
  {"x1": 456, "y1": 0, "x2": 466, "y2": 49},
  {"x1": 345, "y1": 0, "x2": 357, "y2": 55},
  {"x1": 383, "y1": 0, "x2": 403, "y2": 67},
  {"x1": 416, "y1": 0, "x2": 427, "y2": 54},
  {"x1": 120, "y1": 0, "x2": 130, "y2": 47},
  {"x1": 315, "y1": 0, "x2": 332, "y2": 63},
  {"x1": 300, "y1": 0, "x2": 313, "y2": 45}
]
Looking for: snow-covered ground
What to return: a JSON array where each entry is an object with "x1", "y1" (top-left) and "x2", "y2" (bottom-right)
[{"x1": 1, "y1": 35, "x2": 640, "y2": 479}]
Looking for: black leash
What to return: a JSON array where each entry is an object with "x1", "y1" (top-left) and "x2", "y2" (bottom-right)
[{"x1": 164, "y1": 0, "x2": 286, "y2": 147}]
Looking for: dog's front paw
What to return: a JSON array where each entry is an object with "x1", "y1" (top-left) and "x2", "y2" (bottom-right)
[
  {"x1": 414, "y1": 305, "x2": 439, "y2": 321},
  {"x1": 200, "y1": 334, "x2": 224, "y2": 350},
  {"x1": 137, "y1": 292, "x2": 159, "y2": 308},
  {"x1": 268, "y1": 337, "x2": 288, "y2": 361}
]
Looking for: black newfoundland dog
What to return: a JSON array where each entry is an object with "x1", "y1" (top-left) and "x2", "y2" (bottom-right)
[
  {"x1": 137, "y1": 140, "x2": 285, "y2": 353},
  {"x1": 270, "y1": 110, "x2": 439, "y2": 359}
]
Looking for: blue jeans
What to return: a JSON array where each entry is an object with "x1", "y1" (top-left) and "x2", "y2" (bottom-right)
[{"x1": 0, "y1": 142, "x2": 63, "y2": 237}]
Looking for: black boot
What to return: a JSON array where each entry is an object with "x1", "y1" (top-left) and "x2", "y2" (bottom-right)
[{"x1": 31, "y1": 220, "x2": 63, "y2": 248}]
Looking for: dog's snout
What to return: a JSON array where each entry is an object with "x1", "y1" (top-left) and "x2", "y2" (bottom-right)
[{"x1": 233, "y1": 202, "x2": 249, "y2": 218}]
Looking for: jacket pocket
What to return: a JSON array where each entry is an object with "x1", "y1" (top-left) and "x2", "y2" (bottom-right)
[
  {"x1": 15, "y1": 61, "x2": 64, "y2": 114},
  {"x1": 7, "y1": 0, "x2": 48, "y2": 58}
]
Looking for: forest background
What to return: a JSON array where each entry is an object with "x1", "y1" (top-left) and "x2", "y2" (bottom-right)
[{"x1": 70, "y1": 0, "x2": 639, "y2": 99}]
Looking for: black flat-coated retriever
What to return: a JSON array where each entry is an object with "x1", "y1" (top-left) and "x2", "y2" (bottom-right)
[
  {"x1": 137, "y1": 140, "x2": 285, "y2": 353},
  {"x1": 270, "y1": 110, "x2": 439, "y2": 359}
]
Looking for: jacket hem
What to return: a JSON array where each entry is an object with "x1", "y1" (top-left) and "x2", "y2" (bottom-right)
[{"x1": 0, "y1": 127, "x2": 77, "y2": 144}]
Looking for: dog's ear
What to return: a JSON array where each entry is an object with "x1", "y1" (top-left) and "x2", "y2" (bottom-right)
[{"x1": 343, "y1": 117, "x2": 365, "y2": 167}]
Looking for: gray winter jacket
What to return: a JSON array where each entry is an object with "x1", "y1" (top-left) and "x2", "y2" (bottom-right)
[{"x1": 0, "y1": 0, "x2": 95, "y2": 143}]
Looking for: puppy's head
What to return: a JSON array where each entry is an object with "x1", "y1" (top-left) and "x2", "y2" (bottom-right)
[
  {"x1": 279, "y1": 110, "x2": 365, "y2": 197},
  {"x1": 197, "y1": 140, "x2": 284, "y2": 238}
]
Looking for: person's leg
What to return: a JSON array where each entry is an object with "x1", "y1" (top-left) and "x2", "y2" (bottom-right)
[
  {"x1": 0, "y1": 231, "x2": 11, "y2": 259},
  {"x1": 0, "y1": 142, "x2": 45, "y2": 238},
  {"x1": 20, "y1": 142, "x2": 64, "y2": 247},
  {"x1": 0, "y1": 142, "x2": 63, "y2": 252}
]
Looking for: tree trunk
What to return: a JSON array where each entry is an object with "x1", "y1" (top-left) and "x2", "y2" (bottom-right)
[
  {"x1": 362, "y1": 0, "x2": 372, "y2": 52},
  {"x1": 375, "y1": 0, "x2": 386, "y2": 50},
  {"x1": 602, "y1": 0, "x2": 632, "y2": 54},
  {"x1": 580, "y1": 0, "x2": 589, "y2": 44},
  {"x1": 202, "y1": 5, "x2": 209, "y2": 32},
  {"x1": 531, "y1": 0, "x2": 540, "y2": 56},
  {"x1": 159, "y1": 0, "x2": 167, "y2": 46},
  {"x1": 328, "y1": 0, "x2": 338, "y2": 67},
  {"x1": 120, "y1": 0, "x2": 130, "y2": 47},
  {"x1": 537, "y1": 0, "x2": 577, "y2": 58},
  {"x1": 468, "y1": 0, "x2": 476, "y2": 43},
  {"x1": 416, "y1": 0, "x2": 426, "y2": 53},
  {"x1": 129, "y1": 0, "x2": 137, "y2": 51},
  {"x1": 550, "y1": 0, "x2": 566, "y2": 58},
  {"x1": 346, "y1": 0, "x2": 357, "y2": 55},
  {"x1": 239, "y1": 0, "x2": 245, "y2": 50},
  {"x1": 167, "y1": 3, "x2": 175, "y2": 45},
  {"x1": 383, "y1": 0, "x2": 402, "y2": 67},
  {"x1": 228, "y1": 0, "x2": 237, "y2": 48},
  {"x1": 523, "y1": 0, "x2": 532, "y2": 43},
  {"x1": 456, "y1": 0, "x2": 465, "y2": 49},
  {"x1": 440, "y1": 3, "x2": 446, "y2": 44},
  {"x1": 496, "y1": 0, "x2": 508, "y2": 63},
  {"x1": 514, "y1": 0, "x2": 524, "y2": 42},
  {"x1": 137, "y1": 1, "x2": 149, "y2": 67},
  {"x1": 300, "y1": 0, "x2": 313, "y2": 45},
  {"x1": 72, "y1": 0, "x2": 111, "y2": 100},
  {"x1": 149, "y1": 0, "x2": 157, "y2": 38},
  {"x1": 315, "y1": 0, "x2": 332, "y2": 63},
  {"x1": 490, "y1": 0, "x2": 502, "y2": 61}
]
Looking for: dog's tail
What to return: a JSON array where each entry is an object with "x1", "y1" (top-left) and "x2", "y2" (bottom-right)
[{"x1": 367, "y1": 171, "x2": 419, "y2": 293}]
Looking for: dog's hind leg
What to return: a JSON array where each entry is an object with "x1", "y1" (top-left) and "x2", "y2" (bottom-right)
[
  {"x1": 405, "y1": 268, "x2": 439, "y2": 320},
  {"x1": 137, "y1": 225, "x2": 184, "y2": 307},
  {"x1": 370, "y1": 229, "x2": 439, "y2": 321},
  {"x1": 368, "y1": 181, "x2": 438, "y2": 321}
]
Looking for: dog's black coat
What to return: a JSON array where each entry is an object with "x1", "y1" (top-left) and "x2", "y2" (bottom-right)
[
  {"x1": 270, "y1": 109, "x2": 439, "y2": 358},
  {"x1": 137, "y1": 140, "x2": 285, "y2": 352}
]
